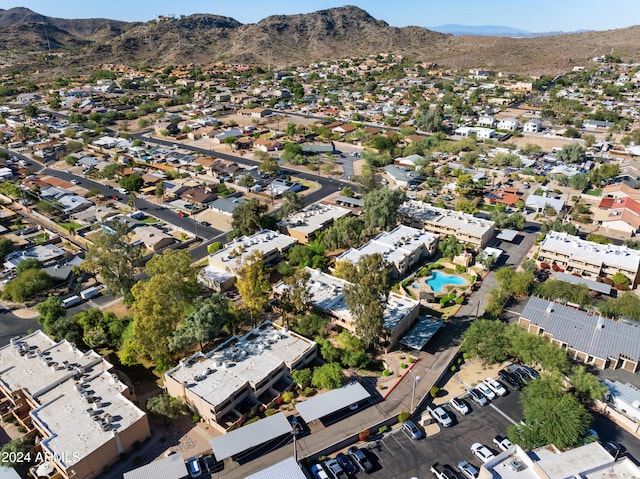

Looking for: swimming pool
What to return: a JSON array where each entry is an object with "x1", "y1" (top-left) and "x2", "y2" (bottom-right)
[{"x1": 426, "y1": 271, "x2": 466, "y2": 293}]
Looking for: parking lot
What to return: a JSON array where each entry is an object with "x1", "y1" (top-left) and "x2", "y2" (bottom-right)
[{"x1": 365, "y1": 391, "x2": 522, "y2": 479}]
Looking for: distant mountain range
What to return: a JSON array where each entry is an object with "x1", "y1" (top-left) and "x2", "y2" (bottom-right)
[
  {"x1": 0, "y1": 6, "x2": 639, "y2": 76},
  {"x1": 429, "y1": 24, "x2": 591, "y2": 37}
]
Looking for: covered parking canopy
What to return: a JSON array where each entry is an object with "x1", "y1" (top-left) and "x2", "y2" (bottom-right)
[
  {"x1": 123, "y1": 453, "x2": 187, "y2": 479},
  {"x1": 245, "y1": 457, "x2": 307, "y2": 479},
  {"x1": 209, "y1": 412, "x2": 291, "y2": 461},
  {"x1": 400, "y1": 316, "x2": 444, "y2": 350},
  {"x1": 497, "y1": 229, "x2": 519, "y2": 242},
  {"x1": 296, "y1": 382, "x2": 369, "y2": 423}
]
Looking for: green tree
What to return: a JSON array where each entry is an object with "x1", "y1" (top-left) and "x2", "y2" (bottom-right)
[
  {"x1": 415, "y1": 103, "x2": 446, "y2": 133},
  {"x1": 279, "y1": 269, "x2": 312, "y2": 326},
  {"x1": 119, "y1": 174, "x2": 144, "y2": 192},
  {"x1": 0, "y1": 438, "x2": 31, "y2": 467},
  {"x1": 231, "y1": 199, "x2": 267, "y2": 237},
  {"x1": 316, "y1": 337, "x2": 341, "y2": 362},
  {"x1": 258, "y1": 156, "x2": 280, "y2": 177},
  {"x1": 438, "y1": 235, "x2": 463, "y2": 259},
  {"x1": 36, "y1": 296, "x2": 66, "y2": 337},
  {"x1": 73, "y1": 309, "x2": 128, "y2": 349},
  {"x1": 461, "y1": 319, "x2": 511, "y2": 364},
  {"x1": 81, "y1": 219, "x2": 143, "y2": 299},
  {"x1": 556, "y1": 144, "x2": 585, "y2": 164},
  {"x1": 0, "y1": 238, "x2": 13, "y2": 259},
  {"x1": 343, "y1": 254, "x2": 390, "y2": 350},
  {"x1": 291, "y1": 368, "x2": 313, "y2": 388},
  {"x1": 294, "y1": 312, "x2": 328, "y2": 338},
  {"x1": 611, "y1": 271, "x2": 630, "y2": 288},
  {"x1": 235, "y1": 250, "x2": 270, "y2": 326},
  {"x1": 363, "y1": 188, "x2": 406, "y2": 232},
  {"x1": 146, "y1": 394, "x2": 188, "y2": 425},
  {"x1": 569, "y1": 365, "x2": 607, "y2": 403},
  {"x1": 280, "y1": 191, "x2": 304, "y2": 218},
  {"x1": 15, "y1": 258, "x2": 41, "y2": 275},
  {"x1": 2, "y1": 269, "x2": 52, "y2": 302},
  {"x1": 535, "y1": 279, "x2": 592, "y2": 307},
  {"x1": 169, "y1": 294, "x2": 230, "y2": 352},
  {"x1": 311, "y1": 362, "x2": 344, "y2": 390},
  {"x1": 154, "y1": 182, "x2": 165, "y2": 200},
  {"x1": 321, "y1": 216, "x2": 366, "y2": 250},
  {"x1": 123, "y1": 249, "x2": 198, "y2": 369}
]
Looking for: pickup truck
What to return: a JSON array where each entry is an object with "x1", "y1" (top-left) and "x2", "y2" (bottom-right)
[{"x1": 430, "y1": 463, "x2": 460, "y2": 479}]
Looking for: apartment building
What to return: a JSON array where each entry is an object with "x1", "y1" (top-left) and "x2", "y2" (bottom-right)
[
  {"x1": 398, "y1": 200, "x2": 495, "y2": 248},
  {"x1": 279, "y1": 268, "x2": 420, "y2": 347},
  {"x1": 518, "y1": 297, "x2": 640, "y2": 372},
  {"x1": 165, "y1": 322, "x2": 316, "y2": 434},
  {"x1": 336, "y1": 225, "x2": 437, "y2": 279},
  {"x1": 0, "y1": 331, "x2": 150, "y2": 479},
  {"x1": 278, "y1": 203, "x2": 351, "y2": 244},
  {"x1": 537, "y1": 231, "x2": 640, "y2": 287}
]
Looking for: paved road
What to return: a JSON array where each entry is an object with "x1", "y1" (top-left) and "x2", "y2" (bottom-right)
[{"x1": 0, "y1": 310, "x2": 39, "y2": 347}]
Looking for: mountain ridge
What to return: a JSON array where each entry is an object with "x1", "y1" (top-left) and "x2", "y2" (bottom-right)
[{"x1": 1, "y1": 6, "x2": 639, "y2": 76}]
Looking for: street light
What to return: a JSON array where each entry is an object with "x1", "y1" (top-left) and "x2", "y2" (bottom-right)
[{"x1": 410, "y1": 371, "x2": 421, "y2": 414}]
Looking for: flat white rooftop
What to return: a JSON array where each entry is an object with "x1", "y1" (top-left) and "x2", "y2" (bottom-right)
[
  {"x1": 0, "y1": 331, "x2": 106, "y2": 398},
  {"x1": 166, "y1": 322, "x2": 315, "y2": 409},
  {"x1": 337, "y1": 224, "x2": 436, "y2": 267},
  {"x1": 278, "y1": 203, "x2": 351, "y2": 236},
  {"x1": 285, "y1": 268, "x2": 419, "y2": 331},
  {"x1": 399, "y1": 200, "x2": 494, "y2": 239},
  {"x1": 540, "y1": 231, "x2": 640, "y2": 272},
  {"x1": 33, "y1": 370, "x2": 146, "y2": 469},
  {"x1": 209, "y1": 229, "x2": 297, "y2": 271}
]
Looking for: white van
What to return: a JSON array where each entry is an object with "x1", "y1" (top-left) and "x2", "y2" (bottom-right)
[
  {"x1": 80, "y1": 287, "x2": 100, "y2": 300},
  {"x1": 62, "y1": 295, "x2": 81, "y2": 308}
]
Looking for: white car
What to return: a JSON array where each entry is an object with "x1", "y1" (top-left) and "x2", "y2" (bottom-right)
[
  {"x1": 493, "y1": 435, "x2": 513, "y2": 452},
  {"x1": 475, "y1": 382, "x2": 496, "y2": 400},
  {"x1": 449, "y1": 396, "x2": 470, "y2": 415},
  {"x1": 428, "y1": 405, "x2": 453, "y2": 427},
  {"x1": 485, "y1": 378, "x2": 507, "y2": 397},
  {"x1": 471, "y1": 443, "x2": 496, "y2": 463},
  {"x1": 457, "y1": 461, "x2": 479, "y2": 479}
]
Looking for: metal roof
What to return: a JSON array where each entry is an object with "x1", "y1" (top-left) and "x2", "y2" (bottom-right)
[
  {"x1": 496, "y1": 229, "x2": 518, "y2": 242},
  {"x1": 602, "y1": 379, "x2": 640, "y2": 413},
  {"x1": 555, "y1": 272, "x2": 612, "y2": 295},
  {"x1": 209, "y1": 412, "x2": 292, "y2": 461},
  {"x1": 123, "y1": 453, "x2": 187, "y2": 479},
  {"x1": 244, "y1": 456, "x2": 307, "y2": 479},
  {"x1": 400, "y1": 316, "x2": 444, "y2": 350},
  {"x1": 296, "y1": 382, "x2": 370, "y2": 423},
  {"x1": 520, "y1": 297, "x2": 640, "y2": 362}
]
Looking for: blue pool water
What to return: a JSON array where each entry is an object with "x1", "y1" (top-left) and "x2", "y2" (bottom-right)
[{"x1": 426, "y1": 271, "x2": 465, "y2": 293}]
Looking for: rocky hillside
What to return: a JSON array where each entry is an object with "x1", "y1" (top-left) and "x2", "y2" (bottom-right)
[{"x1": 1, "y1": 6, "x2": 640, "y2": 75}]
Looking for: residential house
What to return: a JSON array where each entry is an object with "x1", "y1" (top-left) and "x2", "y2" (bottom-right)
[
  {"x1": 497, "y1": 117, "x2": 519, "y2": 130},
  {"x1": 602, "y1": 183, "x2": 640, "y2": 202},
  {"x1": 537, "y1": 231, "x2": 640, "y2": 286},
  {"x1": 477, "y1": 116, "x2": 497, "y2": 128},
  {"x1": 212, "y1": 128, "x2": 243, "y2": 145},
  {"x1": 398, "y1": 200, "x2": 495, "y2": 248},
  {"x1": 382, "y1": 165, "x2": 423, "y2": 188},
  {"x1": 164, "y1": 322, "x2": 316, "y2": 433},
  {"x1": 331, "y1": 123, "x2": 357, "y2": 135},
  {"x1": 278, "y1": 203, "x2": 351, "y2": 244},
  {"x1": 523, "y1": 119, "x2": 543, "y2": 132},
  {"x1": 484, "y1": 186, "x2": 523, "y2": 207},
  {"x1": 237, "y1": 107, "x2": 272, "y2": 118},
  {"x1": 337, "y1": 225, "x2": 437, "y2": 279},
  {"x1": 181, "y1": 187, "x2": 218, "y2": 207},
  {"x1": 594, "y1": 196, "x2": 640, "y2": 236},
  {"x1": 0, "y1": 331, "x2": 150, "y2": 479},
  {"x1": 208, "y1": 194, "x2": 248, "y2": 216},
  {"x1": 525, "y1": 193, "x2": 565, "y2": 214},
  {"x1": 254, "y1": 138, "x2": 284, "y2": 152},
  {"x1": 130, "y1": 225, "x2": 176, "y2": 252},
  {"x1": 518, "y1": 297, "x2": 640, "y2": 372},
  {"x1": 583, "y1": 119, "x2": 615, "y2": 131}
]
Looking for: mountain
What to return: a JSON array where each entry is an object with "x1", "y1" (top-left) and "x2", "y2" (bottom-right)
[
  {"x1": 0, "y1": 6, "x2": 640, "y2": 76},
  {"x1": 430, "y1": 24, "x2": 532, "y2": 37}
]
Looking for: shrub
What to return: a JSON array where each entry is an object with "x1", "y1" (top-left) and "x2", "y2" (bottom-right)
[
  {"x1": 244, "y1": 416, "x2": 260, "y2": 426},
  {"x1": 17, "y1": 426, "x2": 25, "y2": 433},
  {"x1": 400, "y1": 363, "x2": 408, "y2": 369},
  {"x1": 408, "y1": 357, "x2": 415, "y2": 363},
  {"x1": 455, "y1": 296, "x2": 465, "y2": 305},
  {"x1": 133, "y1": 440, "x2": 142, "y2": 450},
  {"x1": 382, "y1": 369, "x2": 391, "y2": 377},
  {"x1": 359, "y1": 429, "x2": 371, "y2": 442},
  {"x1": 398, "y1": 411, "x2": 411, "y2": 423},
  {"x1": 450, "y1": 365, "x2": 457, "y2": 372},
  {"x1": 192, "y1": 413, "x2": 200, "y2": 423},
  {"x1": 301, "y1": 387, "x2": 315, "y2": 397},
  {"x1": 429, "y1": 386, "x2": 440, "y2": 398},
  {"x1": 378, "y1": 425, "x2": 388, "y2": 434},
  {"x1": 119, "y1": 452, "x2": 127, "y2": 461},
  {"x1": 455, "y1": 264, "x2": 467, "y2": 273},
  {"x1": 282, "y1": 391, "x2": 295, "y2": 403},
  {"x1": 207, "y1": 242, "x2": 223, "y2": 254},
  {"x1": 264, "y1": 408, "x2": 277, "y2": 417}
]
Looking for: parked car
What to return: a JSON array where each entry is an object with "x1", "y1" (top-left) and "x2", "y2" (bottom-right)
[
  {"x1": 520, "y1": 365, "x2": 539, "y2": 380},
  {"x1": 475, "y1": 382, "x2": 496, "y2": 401},
  {"x1": 602, "y1": 440, "x2": 625, "y2": 457},
  {"x1": 449, "y1": 396, "x2": 470, "y2": 415},
  {"x1": 430, "y1": 463, "x2": 460, "y2": 479},
  {"x1": 493, "y1": 435, "x2": 513, "y2": 452},
  {"x1": 347, "y1": 446, "x2": 374, "y2": 473},
  {"x1": 325, "y1": 458, "x2": 347, "y2": 479},
  {"x1": 498, "y1": 369, "x2": 523, "y2": 390},
  {"x1": 311, "y1": 463, "x2": 330, "y2": 479},
  {"x1": 201, "y1": 454, "x2": 223, "y2": 473},
  {"x1": 457, "y1": 461, "x2": 479, "y2": 479},
  {"x1": 471, "y1": 443, "x2": 496, "y2": 463},
  {"x1": 70, "y1": 179, "x2": 80, "y2": 185},
  {"x1": 335, "y1": 453, "x2": 357, "y2": 475},
  {"x1": 427, "y1": 405, "x2": 453, "y2": 427},
  {"x1": 402, "y1": 419, "x2": 424, "y2": 440},
  {"x1": 485, "y1": 378, "x2": 507, "y2": 397},
  {"x1": 186, "y1": 457, "x2": 203, "y2": 478},
  {"x1": 467, "y1": 388, "x2": 488, "y2": 407},
  {"x1": 510, "y1": 367, "x2": 531, "y2": 384}
]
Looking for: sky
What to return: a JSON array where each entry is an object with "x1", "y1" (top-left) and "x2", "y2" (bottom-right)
[{"x1": 6, "y1": 1, "x2": 640, "y2": 33}]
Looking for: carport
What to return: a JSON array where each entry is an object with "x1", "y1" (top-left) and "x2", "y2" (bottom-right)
[
  {"x1": 209, "y1": 412, "x2": 292, "y2": 461},
  {"x1": 496, "y1": 229, "x2": 519, "y2": 242},
  {"x1": 555, "y1": 272, "x2": 613, "y2": 296},
  {"x1": 399, "y1": 316, "x2": 444, "y2": 350},
  {"x1": 296, "y1": 382, "x2": 369, "y2": 423},
  {"x1": 244, "y1": 456, "x2": 307, "y2": 479},
  {"x1": 123, "y1": 452, "x2": 187, "y2": 479}
]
